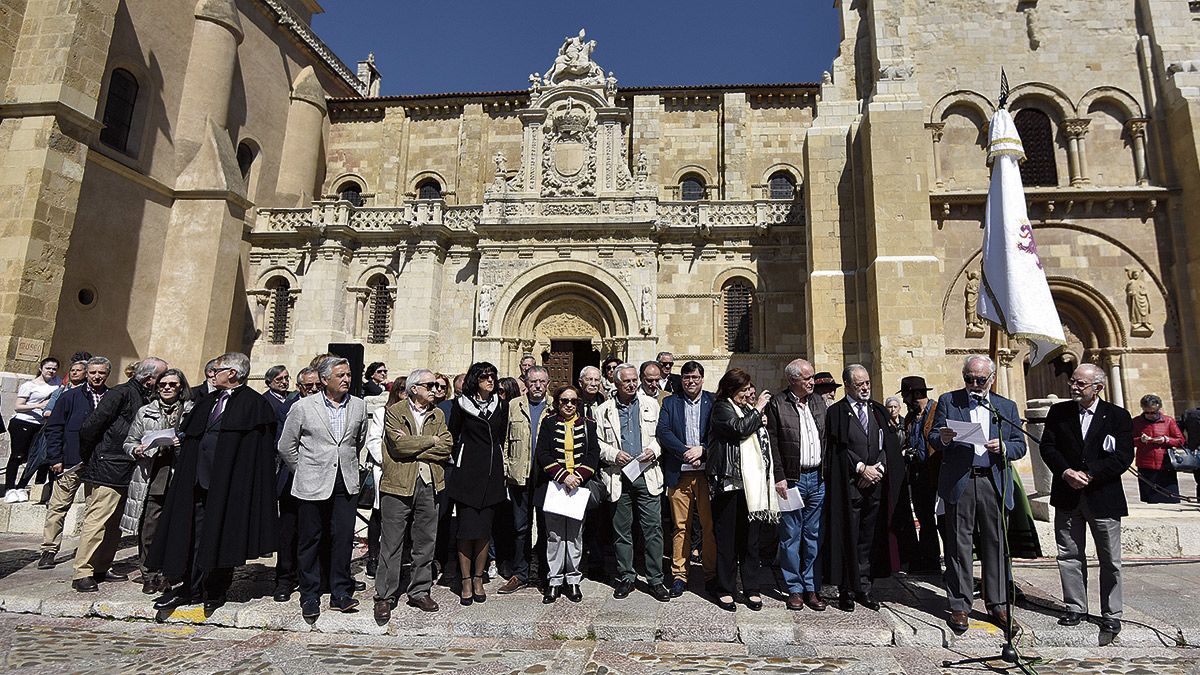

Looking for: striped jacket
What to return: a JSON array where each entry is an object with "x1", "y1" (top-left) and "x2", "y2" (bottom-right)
[{"x1": 534, "y1": 413, "x2": 600, "y2": 484}]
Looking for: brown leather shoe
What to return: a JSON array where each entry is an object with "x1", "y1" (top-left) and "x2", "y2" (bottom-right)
[
  {"x1": 948, "y1": 610, "x2": 969, "y2": 632},
  {"x1": 989, "y1": 608, "x2": 1010, "y2": 632},
  {"x1": 373, "y1": 598, "x2": 391, "y2": 625},
  {"x1": 496, "y1": 576, "x2": 526, "y2": 595},
  {"x1": 786, "y1": 592, "x2": 805, "y2": 611},
  {"x1": 406, "y1": 595, "x2": 439, "y2": 612},
  {"x1": 803, "y1": 592, "x2": 827, "y2": 611}
]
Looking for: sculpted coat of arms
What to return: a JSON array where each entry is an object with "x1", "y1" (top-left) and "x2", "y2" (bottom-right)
[{"x1": 542, "y1": 96, "x2": 597, "y2": 196}]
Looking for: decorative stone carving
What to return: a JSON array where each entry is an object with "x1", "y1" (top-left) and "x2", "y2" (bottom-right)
[
  {"x1": 1063, "y1": 118, "x2": 1090, "y2": 139},
  {"x1": 640, "y1": 285, "x2": 653, "y2": 335},
  {"x1": 964, "y1": 270, "x2": 987, "y2": 337},
  {"x1": 537, "y1": 309, "x2": 601, "y2": 339},
  {"x1": 541, "y1": 97, "x2": 598, "y2": 197},
  {"x1": 1125, "y1": 268, "x2": 1154, "y2": 337},
  {"x1": 822, "y1": 71, "x2": 832, "y2": 85},
  {"x1": 878, "y1": 63, "x2": 914, "y2": 81},
  {"x1": 476, "y1": 284, "x2": 498, "y2": 337},
  {"x1": 605, "y1": 71, "x2": 618, "y2": 98},
  {"x1": 544, "y1": 29, "x2": 604, "y2": 85}
]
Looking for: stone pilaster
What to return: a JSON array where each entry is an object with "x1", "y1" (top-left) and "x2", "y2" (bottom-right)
[
  {"x1": 290, "y1": 238, "x2": 353, "y2": 357},
  {"x1": 0, "y1": 0, "x2": 118, "y2": 373},
  {"x1": 721, "y1": 92, "x2": 749, "y2": 199},
  {"x1": 276, "y1": 66, "x2": 328, "y2": 205}
]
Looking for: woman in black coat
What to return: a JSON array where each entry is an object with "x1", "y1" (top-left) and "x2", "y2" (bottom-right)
[
  {"x1": 446, "y1": 361, "x2": 508, "y2": 605},
  {"x1": 706, "y1": 368, "x2": 779, "y2": 612}
]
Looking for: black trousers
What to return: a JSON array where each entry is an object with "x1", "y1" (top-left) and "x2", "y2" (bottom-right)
[
  {"x1": 367, "y1": 507, "x2": 382, "y2": 562},
  {"x1": 841, "y1": 486, "x2": 880, "y2": 594},
  {"x1": 296, "y1": 473, "x2": 357, "y2": 604},
  {"x1": 908, "y1": 461, "x2": 941, "y2": 570},
  {"x1": 185, "y1": 486, "x2": 233, "y2": 600},
  {"x1": 4, "y1": 418, "x2": 46, "y2": 492},
  {"x1": 711, "y1": 489, "x2": 760, "y2": 596},
  {"x1": 274, "y1": 491, "x2": 299, "y2": 590}
]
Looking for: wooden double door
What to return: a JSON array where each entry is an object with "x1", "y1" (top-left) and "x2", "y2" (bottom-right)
[{"x1": 544, "y1": 339, "x2": 601, "y2": 392}]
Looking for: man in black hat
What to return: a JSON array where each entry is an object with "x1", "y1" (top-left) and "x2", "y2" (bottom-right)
[
  {"x1": 813, "y1": 371, "x2": 841, "y2": 406},
  {"x1": 899, "y1": 375, "x2": 941, "y2": 573}
]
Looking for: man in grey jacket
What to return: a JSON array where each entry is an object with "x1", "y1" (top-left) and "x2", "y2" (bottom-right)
[{"x1": 278, "y1": 357, "x2": 369, "y2": 620}]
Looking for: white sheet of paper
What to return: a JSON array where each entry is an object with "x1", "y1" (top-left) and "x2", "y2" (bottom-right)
[
  {"x1": 947, "y1": 419, "x2": 988, "y2": 448},
  {"x1": 140, "y1": 428, "x2": 177, "y2": 456},
  {"x1": 621, "y1": 457, "x2": 652, "y2": 481},
  {"x1": 543, "y1": 482, "x2": 590, "y2": 521},
  {"x1": 778, "y1": 487, "x2": 805, "y2": 512}
]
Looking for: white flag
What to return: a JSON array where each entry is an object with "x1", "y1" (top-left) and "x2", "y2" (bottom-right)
[{"x1": 977, "y1": 108, "x2": 1066, "y2": 367}]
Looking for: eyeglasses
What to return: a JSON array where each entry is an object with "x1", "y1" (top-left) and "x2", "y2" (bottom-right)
[
  {"x1": 158, "y1": 382, "x2": 181, "y2": 389},
  {"x1": 963, "y1": 375, "x2": 991, "y2": 386},
  {"x1": 270, "y1": 375, "x2": 290, "y2": 383},
  {"x1": 299, "y1": 381, "x2": 320, "y2": 390},
  {"x1": 376, "y1": 369, "x2": 388, "y2": 374},
  {"x1": 559, "y1": 398, "x2": 579, "y2": 406},
  {"x1": 681, "y1": 375, "x2": 703, "y2": 381},
  {"x1": 658, "y1": 361, "x2": 673, "y2": 369},
  {"x1": 415, "y1": 381, "x2": 444, "y2": 390},
  {"x1": 604, "y1": 365, "x2": 617, "y2": 371},
  {"x1": 1068, "y1": 379, "x2": 1099, "y2": 389}
]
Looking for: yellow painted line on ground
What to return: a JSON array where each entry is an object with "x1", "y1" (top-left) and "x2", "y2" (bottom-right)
[
  {"x1": 151, "y1": 625, "x2": 199, "y2": 637},
  {"x1": 169, "y1": 607, "x2": 208, "y2": 623},
  {"x1": 968, "y1": 620, "x2": 1002, "y2": 634}
]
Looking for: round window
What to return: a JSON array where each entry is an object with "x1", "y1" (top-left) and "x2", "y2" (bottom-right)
[{"x1": 77, "y1": 286, "x2": 97, "y2": 308}]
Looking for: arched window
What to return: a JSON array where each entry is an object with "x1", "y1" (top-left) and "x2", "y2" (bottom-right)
[
  {"x1": 722, "y1": 279, "x2": 754, "y2": 353},
  {"x1": 768, "y1": 171, "x2": 796, "y2": 200},
  {"x1": 337, "y1": 180, "x2": 364, "y2": 207},
  {"x1": 266, "y1": 277, "x2": 291, "y2": 344},
  {"x1": 236, "y1": 142, "x2": 257, "y2": 180},
  {"x1": 1014, "y1": 108, "x2": 1059, "y2": 187},
  {"x1": 679, "y1": 173, "x2": 706, "y2": 201},
  {"x1": 417, "y1": 178, "x2": 443, "y2": 200},
  {"x1": 100, "y1": 69, "x2": 139, "y2": 153},
  {"x1": 366, "y1": 275, "x2": 392, "y2": 344}
]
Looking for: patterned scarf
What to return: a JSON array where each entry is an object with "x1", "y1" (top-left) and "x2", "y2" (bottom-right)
[{"x1": 561, "y1": 413, "x2": 578, "y2": 474}]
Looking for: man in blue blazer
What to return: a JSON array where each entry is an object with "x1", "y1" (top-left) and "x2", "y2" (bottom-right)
[
  {"x1": 655, "y1": 360, "x2": 716, "y2": 597},
  {"x1": 928, "y1": 354, "x2": 1026, "y2": 634}
]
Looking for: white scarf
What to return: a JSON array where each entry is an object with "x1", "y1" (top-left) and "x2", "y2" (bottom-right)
[{"x1": 732, "y1": 404, "x2": 779, "y2": 522}]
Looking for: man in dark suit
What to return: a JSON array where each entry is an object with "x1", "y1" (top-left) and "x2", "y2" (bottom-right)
[
  {"x1": 656, "y1": 351, "x2": 684, "y2": 396},
  {"x1": 1037, "y1": 363, "x2": 1133, "y2": 635},
  {"x1": 823, "y1": 364, "x2": 896, "y2": 612},
  {"x1": 928, "y1": 354, "x2": 1026, "y2": 633},
  {"x1": 190, "y1": 358, "x2": 218, "y2": 401},
  {"x1": 656, "y1": 360, "x2": 716, "y2": 596},
  {"x1": 766, "y1": 358, "x2": 829, "y2": 611}
]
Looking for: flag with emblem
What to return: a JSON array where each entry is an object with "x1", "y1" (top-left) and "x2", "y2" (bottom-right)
[{"x1": 977, "y1": 100, "x2": 1066, "y2": 367}]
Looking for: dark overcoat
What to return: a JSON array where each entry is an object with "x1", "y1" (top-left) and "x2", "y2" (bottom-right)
[
  {"x1": 821, "y1": 396, "x2": 905, "y2": 585},
  {"x1": 148, "y1": 385, "x2": 279, "y2": 577},
  {"x1": 446, "y1": 396, "x2": 508, "y2": 510}
]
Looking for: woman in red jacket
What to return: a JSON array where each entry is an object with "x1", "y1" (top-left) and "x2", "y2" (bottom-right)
[{"x1": 1132, "y1": 394, "x2": 1186, "y2": 504}]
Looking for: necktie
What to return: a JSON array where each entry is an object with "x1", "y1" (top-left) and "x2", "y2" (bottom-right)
[
  {"x1": 208, "y1": 391, "x2": 230, "y2": 424},
  {"x1": 857, "y1": 401, "x2": 869, "y2": 434}
]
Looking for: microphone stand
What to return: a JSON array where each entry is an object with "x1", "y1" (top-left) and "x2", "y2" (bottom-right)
[{"x1": 941, "y1": 393, "x2": 1039, "y2": 675}]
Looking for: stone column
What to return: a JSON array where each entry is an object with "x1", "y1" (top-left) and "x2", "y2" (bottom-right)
[
  {"x1": 290, "y1": 240, "x2": 353, "y2": 356},
  {"x1": 175, "y1": 0, "x2": 243, "y2": 170},
  {"x1": 926, "y1": 123, "x2": 946, "y2": 188},
  {"x1": 276, "y1": 66, "x2": 328, "y2": 205},
  {"x1": 1103, "y1": 351, "x2": 1126, "y2": 410},
  {"x1": 1024, "y1": 396, "x2": 1061, "y2": 521},
  {"x1": 1065, "y1": 119, "x2": 1091, "y2": 186},
  {"x1": 1126, "y1": 118, "x2": 1150, "y2": 186},
  {"x1": 721, "y1": 92, "x2": 750, "y2": 199},
  {"x1": 0, "y1": 0, "x2": 119, "y2": 373}
]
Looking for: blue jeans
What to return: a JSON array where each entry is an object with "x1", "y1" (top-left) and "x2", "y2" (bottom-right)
[{"x1": 777, "y1": 470, "x2": 824, "y2": 593}]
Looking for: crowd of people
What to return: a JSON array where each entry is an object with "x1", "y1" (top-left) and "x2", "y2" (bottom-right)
[{"x1": 1, "y1": 347, "x2": 1192, "y2": 635}]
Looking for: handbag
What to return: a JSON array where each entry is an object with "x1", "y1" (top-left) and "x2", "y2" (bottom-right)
[
  {"x1": 1167, "y1": 447, "x2": 1200, "y2": 473},
  {"x1": 585, "y1": 474, "x2": 609, "y2": 511},
  {"x1": 357, "y1": 466, "x2": 376, "y2": 508}
]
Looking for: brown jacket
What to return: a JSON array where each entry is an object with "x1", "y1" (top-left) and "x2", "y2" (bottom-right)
[{"x1": 381, "y1": 401, "x2": 452, "y2": 497}]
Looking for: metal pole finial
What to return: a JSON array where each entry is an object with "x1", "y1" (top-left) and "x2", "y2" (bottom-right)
[{"x1": 998, "y1": 68, "x2": 1011, "y2": 110}]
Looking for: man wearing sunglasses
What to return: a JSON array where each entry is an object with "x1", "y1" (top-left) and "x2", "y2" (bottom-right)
[{"x1": 928, "y1": 354, "x2": 1026, "y2": 634}]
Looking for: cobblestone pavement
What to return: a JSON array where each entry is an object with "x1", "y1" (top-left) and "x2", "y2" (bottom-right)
[{"x1": 1, "y1": 614, "x2": 1199, "y2": 674}]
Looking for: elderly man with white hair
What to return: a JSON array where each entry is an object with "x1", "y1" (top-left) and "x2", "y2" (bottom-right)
[
  {"x1": 1037, "y1": 362, "x2": 1133, "y2": 635},
  {"x1": 372, "y1": 369, "x2": 452, "y2": 623},
  {"x1": 927, "y1": 354, "x2": 1026, "y2": 634}
]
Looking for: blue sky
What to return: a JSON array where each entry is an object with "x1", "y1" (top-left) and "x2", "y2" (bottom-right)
[{"x1": 311, "y1": 1, "x2": 842, "y2": 96}]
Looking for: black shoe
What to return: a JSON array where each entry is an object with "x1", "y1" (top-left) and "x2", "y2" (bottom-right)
[
  {"x1": 330, "y1": 596, "x2": 360, "y2": 613},
  {"x1": 72, "y1": 577, "x2": 98, "y2": 593},
  {"x1": 565, "y1": 584, "x2": 583, "y2": 603},
  {"x1": 301, "y1": 598, "x2": 320, "y2": 620},
  {"x1": 612, "y1": 579, "x2": 635, "y2": 599},
  {"x1": 542, "y1": 585, "x2": 561, "y2": 604},
  {"x1": 855, "y1": 592, "x2": 880, "y2": 611},
  {"x1": 1100, "y1": 617, "x2": 1121, "y2": 634},
  {"x1": 649, "y1": 583, "x2": 671, "y2": 602},
  {"x1": 716, "y1": 595, "x2": 736, "y2": 612},
  {"x1": 153, "y1": 591, "x2": 197, "y2": 610},
  {"x1": 354, "y1": 579, "x2": 366, "y2": 592},
  {"x1": 141, "y1": 575, "x2": 161, "y2": 595},
  {"x1": 273, "y1": 586, "x2": 294, "y2": 602},
  {"x1": 365, "y1": 558, "x2": 377, "y2": 579},
  {"x1": 1058, "y1": 610, "x2": 1084, "y2": 626},
  {"x1": 669, "y1": 579, "x2": 686, "y2": 597},
  {"x1": 37, "y1": 551, "x2": 56, "y2": 569},
  {"x1": 203, "y1": 595, "x2": 227, "y2": 612},
  {"x1": 94, "y1": 570, "x2": 128, "y2": 582},
  {"x1": 838, "y1": 593, "x2": 855, "y2": 612},
  {"x1": 744, "y1": 594, "x2": 763, "y2": 611}
]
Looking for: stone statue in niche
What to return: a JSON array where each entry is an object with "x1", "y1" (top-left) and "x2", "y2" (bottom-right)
[
  {"x1": 493, "y1": 151, "x2": 508, "y2": 177},
  {"x1": 1125, "y1": 268, "x2": 1154, "y2": 337},
  {"x1": 476, "y1": 284, "x2": 498, "y2": 337},
  {"x1": 640, "y1": 285, "x2": 653, "y2": 335},
  {"x1": 545, "y1": 29, "x2": 603, "y2": 84},
  {"x1": 964, "y1": 270, "x2": 986, "y2": 337}
]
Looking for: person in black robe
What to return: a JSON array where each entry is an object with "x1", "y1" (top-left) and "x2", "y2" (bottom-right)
[{"x1": 149, "y1": 353, "x2": 278, "y2": 611}]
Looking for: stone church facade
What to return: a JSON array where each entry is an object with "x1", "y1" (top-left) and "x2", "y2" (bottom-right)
[{"x1": 3, "y1": 0, "x2": 1199, "y2": 412}]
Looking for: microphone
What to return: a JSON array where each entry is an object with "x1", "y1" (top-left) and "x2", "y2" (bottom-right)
[{"x1": 970, "y1": 390, "x2": 995, "y2": 411}]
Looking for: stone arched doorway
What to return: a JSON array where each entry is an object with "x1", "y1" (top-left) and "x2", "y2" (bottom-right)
[
  {"x1": 483, "y1": 260, "x2": 640, "y2": 388},
  {"x1": 1024, "y1": 279, "x2": 1128, "y2": 407}
]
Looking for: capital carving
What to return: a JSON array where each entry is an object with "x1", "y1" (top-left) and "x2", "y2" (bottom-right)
[
  {"x1": 1125, "y1": 117, "x2": 1148, "y2": 138},
  {"x1": 925, "y1": 122, "x2": 946, "y2": 143},
  {"x1": 1064, "y1": 118, "x2": 1091, "y2": 139}
]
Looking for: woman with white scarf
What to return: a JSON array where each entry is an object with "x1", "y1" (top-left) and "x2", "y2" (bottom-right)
[{"x1": 706, "y1": 368, "x2": 779, "y2": 612}]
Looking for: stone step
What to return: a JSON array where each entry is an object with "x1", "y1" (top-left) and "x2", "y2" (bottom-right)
[{"x1": 0, "y1": 500, "x2": 83, "y2": 536}]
